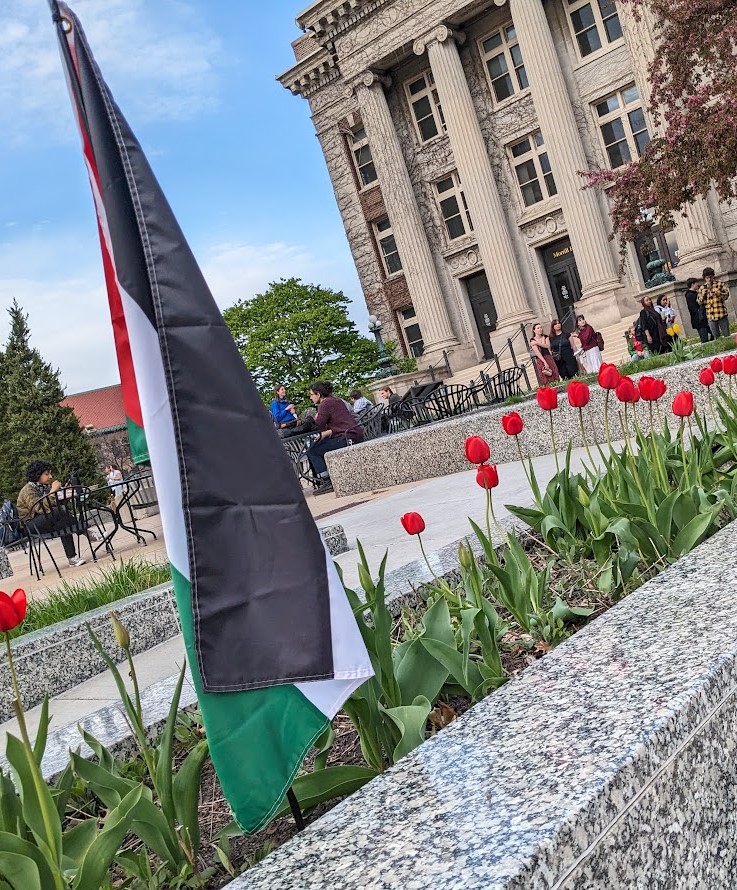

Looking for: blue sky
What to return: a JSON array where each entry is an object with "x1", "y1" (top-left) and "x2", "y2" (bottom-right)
[{"x1": 0, "y1": 0, "x2": 365, "y2": 393}]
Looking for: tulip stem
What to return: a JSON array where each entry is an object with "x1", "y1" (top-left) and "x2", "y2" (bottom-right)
[
  {"x1": 604, "y1": 389, "x2": 612, "y2": 452},
  {"x1": 515, "y1": 436, "x2": 541, "y2": 507},
  {"x1": 417, "y1": 534, "x2": 443, "y2": 589},
  {"x1": 679, "y1": 419, "x2": 690, "y2": 487},
  {"x1": 549, "y1": 412, "x2": 560, "y2": 476},
  {"x1": 577, "y1": 408, "x2": 596, "y2": 469},
  {"x1": 5, "y1": 633, "x2": 28, "y2": 746}
]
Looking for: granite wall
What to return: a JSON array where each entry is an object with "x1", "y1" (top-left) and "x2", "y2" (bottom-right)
[
  {"x1": 235, "y1": 519, "x2": 737, "y2": 889},
  {"x1": 1, "y1": 525, "x2": 348, "y2": 722},
  {"x1": 328, "y1": 350, "x2": 734, "y2": 496}
]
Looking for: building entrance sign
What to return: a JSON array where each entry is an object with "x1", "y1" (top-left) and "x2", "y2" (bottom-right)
[
  {"x1": 464, "y1": 271, "x2": 497, "y2": 360},
  {"x1": 542, "y1": 237, "x2": 582, "y2": 323}
]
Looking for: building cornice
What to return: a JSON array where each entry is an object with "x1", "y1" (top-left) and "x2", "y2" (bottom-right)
[
  {"x1": 277, "y1": 47, "x2": 340, "y2": 98},
  {"x1": 296, "y1": 0, "x2": 393, "y2": 41}
]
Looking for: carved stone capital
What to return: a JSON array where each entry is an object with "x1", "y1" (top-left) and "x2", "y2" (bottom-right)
[
  {"x1": 494, "y1": 0, "x2": 509, "y2": 6},
  {"x1": 360, "y1": 69, "x2": 392, "y2": 89},
  {"x1": 413, "y1": 25, "x2": 466, "y2": 57}
]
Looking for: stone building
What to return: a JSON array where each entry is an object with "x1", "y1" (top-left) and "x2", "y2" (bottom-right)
[{"x1": 278, "y1": 0, "x2": 733, "y2": 376}]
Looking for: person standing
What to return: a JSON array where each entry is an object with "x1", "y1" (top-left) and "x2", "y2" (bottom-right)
[
  {"x1": 697, "y1": 267, "x2": 731, "y2": 339},
  {"x1": 576, "y1": 315, "x2": 604, "y2": 373},
  {"x1": 549, "y1": 320, "x2": 578, "y2": 379},
  {"x1": 17, "y1": 461, "x2": 86, "y2": 567},
  {"x1": 530, "y1": 322, "x2": 560, "y2": 382},
  {"x1": 685, "y1": 277, "x2": 711, "y2": 343},
  {"x1": 638, "y1": 295, "x2": 669, "y2": 354}
]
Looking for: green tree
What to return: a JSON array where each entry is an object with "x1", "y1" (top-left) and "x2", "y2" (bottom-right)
[
  {"x1": 0, "y1": 301, "x2": 101, "y2": 499},
  {"x1": 223, "y1": 278, "x2": 379, "y2": 407}
]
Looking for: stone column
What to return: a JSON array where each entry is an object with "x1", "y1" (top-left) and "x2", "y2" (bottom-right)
[
  {"x1": 416, "y1": 26, "x2": 534, "y2": 334},
  {"x1": 616, "y1": 4, "x2": 721, "y2": 268},
  {"x1": 508, "y1": 0, "x2": 622, "y2": 321},
  {"x1": 354, "y1": 72, "x2": 458, "y2": 355}
]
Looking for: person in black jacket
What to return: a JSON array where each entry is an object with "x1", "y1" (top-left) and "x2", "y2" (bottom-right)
[
  {"x1": 684, "y1": 277, "x2": 711, "y2": 343},
  {"x1": 637, "y1": 295, "x2": 670, "y2": 354}
]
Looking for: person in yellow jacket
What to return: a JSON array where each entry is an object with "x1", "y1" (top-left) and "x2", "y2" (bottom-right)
[{"x1": 697, "y1": 267, "x2": 731, "y2": 340}]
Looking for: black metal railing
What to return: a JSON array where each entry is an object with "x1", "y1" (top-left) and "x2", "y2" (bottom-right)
[
  {"x1": 468, "y1": 323, "x2": 533, "y2": 395},
  {"x1": 426, "y1": 350, "x2": 452, "y2": 382}
]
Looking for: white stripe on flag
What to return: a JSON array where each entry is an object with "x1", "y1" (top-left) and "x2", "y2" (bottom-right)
[
  {"x1": 295, "y1": 545, "x2": 374, "y2": 716},
  {"x1": 119, "y1": 291, "x2": 190, "y2": 580}
]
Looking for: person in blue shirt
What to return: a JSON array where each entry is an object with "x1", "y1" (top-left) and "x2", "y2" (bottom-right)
[{"x1": 270, "y1": 384, "x2": 298, "y2": 429}]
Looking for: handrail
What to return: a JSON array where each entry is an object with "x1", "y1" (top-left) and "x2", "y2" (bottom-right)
[
  {"x1": 426, "y1": 349, "x2": 452, "y2": 382},
  {"x1": 469, "y1": 323, "x2": 534, "y2": 393}
]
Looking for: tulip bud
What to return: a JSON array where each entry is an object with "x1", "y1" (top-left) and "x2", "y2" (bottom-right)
[
  {"x1": 464, "y1": 435, "x2": 491, "y2": 465},
  {"x1": 501, "y1": 411, "x2": 524, "y2": 436},
  {"x1": 109, "y1": 610, "x2": 131, "y2": 650},
  {"x1": 723, "y1": 355, "x2": 737, "y2": 375},
  {"x1": 400, "y1": 512, "x2": 426, "y2": 536},
  {"x1": 672, "y1": 391, "x2": 694, "y2": 417},
  {"x1": 577, "y1": 487, "x2": 590, "y2": 507},
  {"x1": 710, "y1": 357, "x2": 723, "y2": 373},
  {"x1": 457, "y1": 541, "x2": 475, "y2": 571},
  {"x1": 476, "y1": 464, "x2": 499, "y2": 490},
  {"x1": 699, "y1": 367, "x2": 715, "y2": 387}
]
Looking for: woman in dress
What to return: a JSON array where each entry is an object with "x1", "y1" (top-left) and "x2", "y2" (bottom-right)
[
  {"x1": 549, "y1": 319, "x2": 578, "y2": 379},
  {"x1": 530, "y1": 322, "x2": 560, "y2": 383},
  {"x1": 576, "y1": 314, "x2": 603, "y2": 373},
  {"x1": 638, "y1": 295, "x2": 669, "y2": 354}
]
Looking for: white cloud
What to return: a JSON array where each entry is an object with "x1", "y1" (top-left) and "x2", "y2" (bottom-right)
[
  {"x1": 0, "y1": 232, "x2": 367, "y2": 394},
  {"x1": 0, "y1": 0, "x2": 222, "y2": 144}
]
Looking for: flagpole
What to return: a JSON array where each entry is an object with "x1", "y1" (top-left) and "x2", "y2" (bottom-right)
[
  {"x1": 47, "y1": 0, "x2": 93, "y2": 144},
  {"x1": 286, "y1": 788, "x2": 305, "y2": 832}
]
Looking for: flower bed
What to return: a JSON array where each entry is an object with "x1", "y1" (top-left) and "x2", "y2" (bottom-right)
[{"x1": 0, "y1": 363, "x2": 736, "y2": 887}]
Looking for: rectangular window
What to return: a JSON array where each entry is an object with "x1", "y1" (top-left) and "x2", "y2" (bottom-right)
[
  {"x1": 350, "y1": 127, "x2": 377, "y2": 188},
  {"x1": 399, "y1": 306, "x2": 424, "y2": 357},
  {"x1": 435, "y1": 172, "x2": 473, "y2": 240},
  {"x1": 567, "y1": 0, "x2": 622, "y2": 58},
  {"x1": 480, "y1": 24, "x2": 528, "y2": 103},
  {"x1": 406, "y1": 71, "x2": 446, "y2": 143},
  {"x1": 595, "y1": 84, "x2": 650, "y2": 168},
  {"x1": 509, "y1": 131, "x2": 558, "y2": 208},
  {"x1": 374, "y1": 217, "x2": 402, "y2": 275}
]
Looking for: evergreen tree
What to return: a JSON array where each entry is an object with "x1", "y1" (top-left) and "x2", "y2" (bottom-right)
[{"x1": 0, "y1": 302, "x2": 101, "y2": 499}]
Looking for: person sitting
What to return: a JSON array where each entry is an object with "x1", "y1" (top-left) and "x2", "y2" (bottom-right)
[
  {"x1": 269, "y1": 384, "x2": 298, "y2": 430},
  {"x1": 17, "y1": 460, "x2": 86, "y2": 567},
  {"x1": 530, "y1": 322, "x2": 560, "y2": 383},
  {"x1": 350, "y1": 389, "x2": 373, "y2": 414},
  {"x1": 625, "y1": 324, "x2": 649, "y2": 361},
  {"x1": 307, "y1": 381, "x2": 364, "y2": 493}
]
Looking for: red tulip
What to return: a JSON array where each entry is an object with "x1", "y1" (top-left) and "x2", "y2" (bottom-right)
[
  {"x1": 567, "y1": 381, "x2": 590, "y2": 408},
  {"x1": 710, "y1": 357, "x2": 723, "y2": 373},
  {"x1": 0, "y1": 589, "x2": 27, "y2": 633},
  {"x1": 400, "y1": 512, "x2": 425, "y2": 536},
  {"x1": 723, "y1": 355, "x2": 737, "y2": 375},
  {"x1": 536, "y1": 387, "x2": 558, "y2": 411},
  {"x1": 638, "y1": 376, "x2": 667, "y2": 401},
  {"x1": 501, "y1": 411, "x2": 524, "y2": 436},
  {"x1": 672, "y1": 391, "x2": 694, "y2": 417},
  {"x1": 598, "y1": 363, "x2": 620, "y2": 390},
  {"x1": 615, "y1": 376, "x2": 638, "y2": 403},
  {"x1": 465, "y1": 435, "x2": 491, "y2": 465},
  {"x1": 699, "y1": 367, "x2": 716, "y2": 387},
  {"x1": 476, "y1": 464, "x2": 499, "y2": 490}
]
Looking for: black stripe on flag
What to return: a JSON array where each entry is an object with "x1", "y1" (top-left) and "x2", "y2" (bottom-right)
[{"x1": 60, "y1": 7, "x2": 335, "y2": 691}]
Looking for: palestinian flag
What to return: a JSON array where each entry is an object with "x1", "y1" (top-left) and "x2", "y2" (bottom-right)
[{"x1": 52, "y1": 1, "x2": 373, "y2": 832}]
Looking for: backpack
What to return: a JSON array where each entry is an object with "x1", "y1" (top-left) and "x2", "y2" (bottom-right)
[
  {"x1": 0, "y1": 499, "x2": 21, "y2": 546},
  {"x1": 634, "y1": 316, "x2": 646, "y2": 342},
  {"x1": 596, "y1": 331, "x2": 605, "y2": 351}
]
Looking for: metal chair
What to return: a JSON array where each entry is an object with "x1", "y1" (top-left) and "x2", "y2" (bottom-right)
[{"x1": 354, "y1": 404, "x2": 385, "y2": 441}]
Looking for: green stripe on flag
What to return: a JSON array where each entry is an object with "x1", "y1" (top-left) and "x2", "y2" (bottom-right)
[
  {"x1": 170, "y1": 564, "x2": 329, "y2": 833},
  {"x1": 126, "y1": 416, "x2": 149, "y2": 465}
]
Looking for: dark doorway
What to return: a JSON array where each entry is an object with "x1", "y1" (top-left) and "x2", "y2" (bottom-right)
[
  {"x1": 463, "y1": 271, "x2": 497, "y2": 360},
  {"x1": 541, "y1": 237, "x2": 582, "y2": 325}
]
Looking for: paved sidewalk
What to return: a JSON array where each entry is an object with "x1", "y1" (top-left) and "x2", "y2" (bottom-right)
[{"x1": 0, "y1": 444, "x2": 598, "y2": 758}]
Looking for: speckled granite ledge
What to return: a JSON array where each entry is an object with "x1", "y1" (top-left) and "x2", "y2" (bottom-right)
[
  {"x1": 234, "y1": 520, "x2": 737, "y2": 889},
  {"x1": 0, "y1": 584, "x2": 180, "y2": 723},
  {"x1": 328, "y1": 350, "x2": 734, "y2": 496}
]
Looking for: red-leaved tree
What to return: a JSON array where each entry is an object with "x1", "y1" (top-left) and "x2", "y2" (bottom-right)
[{"x1": 584, "y1": 0, "x2": 737, "y2": 246}]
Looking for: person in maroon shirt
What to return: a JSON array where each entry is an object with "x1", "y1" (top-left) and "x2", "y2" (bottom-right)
[{"x1": 307, "y1": 381, "x2": 364, "y2": 493}]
